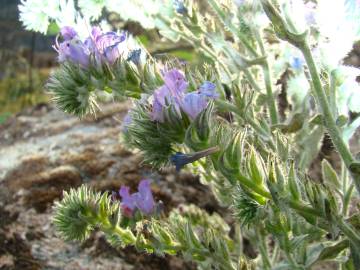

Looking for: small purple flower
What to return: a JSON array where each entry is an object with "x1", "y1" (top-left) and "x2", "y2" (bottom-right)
[
  {"x1": 83, "y1": 26, "x2": 102, "y2": 52},
  {"x1": 181, "y1": 92, "x2": 208, "y2": 120},
  {"x1": 81, "y1": 28, "x2": 127, "y2": 65},
  {"x1": 57, "y1": 39, "x2": 90, "y2": 67},
  {"x1": 95, "y1": 32, "x2": 127, "y2": 64},
  {"x1": 95, "y1": 32, "x2": 125, "y2": 51},
  {"x1": 119, "y1": 180, "x2": 155, "y2": 217},
  {"x1": 198, "y1": 81, "x2": 219, "y2": 98},
  {"x1": 151, "y1": 85, "x2": 170, "y2": 122},
  {"x1": 91, "y1": 26, "x2": 102, "y2": 40},
  {"x1": 163, "y1": 69, "x2": 189, "y2": 97},
  {"x1": 103, "y1": 42, "x2": 123, "y2": 64},
  {"x1": 150, "y1": 70, "x2": 219, "y2": 122},
  {"x1": 133, "y1": 180, "x2": 155, "y2": 215},
  {"x1": 119, "y1": 186, "x2": 137, "y2": 217},
  {"x1": 151, "y1": 69, "x2": 187, "y2": 122},
  {"x1": 60, "y1": 26, "x2": 77, "y2": 40},
  {"x1": 174, "y1": 0, "x2": 188, "y2": 15},
  {"x1": 151, "y1": 97, "x2": 166, "y2": 123}
]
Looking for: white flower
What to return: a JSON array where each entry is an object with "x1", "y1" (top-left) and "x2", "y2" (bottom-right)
[
  {"x1": 336, "y1": 66, "x2": 360, "y2": 115},
  {"x1": 18, "y1": 0, "x2": 60, "y2": 33},
  {"x1": 316, "y1": 0, "x2": 360, "y2": 70},
  {"x1": 287, "y1": 73, "x2": 310, "y2": 107},
  {"x1": 78, "y1": 0, "x2": 105, "y2": 20}
]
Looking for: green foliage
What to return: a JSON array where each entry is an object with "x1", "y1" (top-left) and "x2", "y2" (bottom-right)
[
  {"x1": 0, "y1": 112, "x2": 11, "y2": 125},
  {"x1": 53, "y1": 185, "x2": 102, "y2": 241},
  {"x1": 123, "y1": 101, "x2": 189, "y2": 168}
]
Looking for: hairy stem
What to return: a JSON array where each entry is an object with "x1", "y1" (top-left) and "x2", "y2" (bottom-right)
[
  {"x1": 254, "y1": 30, "x2": 279, "y2": 125},
  {"x1": 298, "y1": 42, "x2": 360, "y2": 194}
]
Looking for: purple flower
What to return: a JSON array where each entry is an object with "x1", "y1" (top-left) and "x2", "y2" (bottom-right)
[
  {"x1": 163, "y1": 69, "x2": 188, "y2": 97},
  {"x1": 133, "y1": 180, "x2": 155, "y2": 215},
  {"x1": 95, "y1": 32, "x2": 125, "y2": 51},
  {"x1": 91, "y1": 26, "x2": 102, "y2": 40},
  {"x1": 151, "y1": 96, "x2": 166, "y2": 122},
  {"x1": 56, "y1": 39, "x2": 90, "y2": 67},
  {"x1": 92, "y1": 31, "x2": 126, "y2": 65},
  {"x1": 199, "y1": 81, "x2": 219, "y2": 98},
  {"x1": 119, "y1": 180, "x2": 155, "y2": 217},
  {"x1": 150, "y1": 70, "x2": 219, "y2": 122},
  {"x1": 83, "y1": 26, "x2": 102, "y2": 52},
  {"x1": 180, "y1": 92, "x2": 208, "y2": 120},
  {"x1": 151, "y1": 85, "x2": 170, "y2": 122},
  {"x1": 119, "y1": 186, "x2": 137, "y2": 217},
  {"x1": 55, "y1": 26, "x2": 126, "y2": 67},
  {"x1": 151, "y1": 69, "x2": 187, "y2": 122},
  {"x1": 60, "y1": 26, "x2": 77, "y2": 40}
]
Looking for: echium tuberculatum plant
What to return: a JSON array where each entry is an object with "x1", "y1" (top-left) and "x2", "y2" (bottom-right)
[{"x1": 21, "y1": 0, "x2": 360, "y2": 268}]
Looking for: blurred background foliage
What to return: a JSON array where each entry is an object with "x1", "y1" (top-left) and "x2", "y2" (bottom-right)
[{"x1": 0, "y1": 0, "x2": 202, "y2": 124}]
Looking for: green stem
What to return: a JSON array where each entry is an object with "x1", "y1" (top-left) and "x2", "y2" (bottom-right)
[
  {"x1": 255, "y1": 29, "x2": 279, "y2": 125},
  {"x1": 207, "y1": 0, "x2": 259, "y2": 57},
  {"x1": 288, "y1": 200, "x2": 323, "y2": 217},
  {"x1": 215, "y1": 100, "x2": 276, "y2": 150},
  {"x1": 329, "y1": 72, "x2": 337, "y2": 116},
  {"x1": 256, "y1": 227, "x2": 272, "y2": 270},
  {"x1": 243, "y1": 69, "x2": 263, "y2": 92},
  {"x1": 237, "y1": 173, "x2": 272, "y2": 199},
  {"x1": 298, "y1": 42, "x2": 360, "y2": 194},
  {"x1": 336, "y1": 218, "x2": 360, "y2": 247}
]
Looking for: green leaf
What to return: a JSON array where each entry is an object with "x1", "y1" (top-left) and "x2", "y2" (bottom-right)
[
  {"x1": 336, "y1": 115, "x2": 348, "y2": 127},
  {"x1": 290, "y1": 234, "x2": 308, "y2": 252},
  {"x1": 305, "y1": 240, "x2": 349, "y2": 267},
  {"x1": 321, "y1": 159, "x2": 341, "y2": 191},
  {"x1": 47, "y1": 21, "x2": 60, "y2": 36},
  {"x1": 350, "y1": 242, "x2": 360, "y2": 269}
]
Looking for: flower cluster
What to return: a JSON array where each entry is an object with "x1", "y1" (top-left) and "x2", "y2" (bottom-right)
[
  {"x1": 151, "y1": 69, "x2": 219, "y2": 123},
  {"x1": 118, "y1": 179, "x2": 155, "y2": 217},
  {"x1": 54, "y1": 26, "x2": 141, "y2": 68}
]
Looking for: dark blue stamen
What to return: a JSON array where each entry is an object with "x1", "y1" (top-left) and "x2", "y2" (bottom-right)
[
  {"x1": 127, "y1": 49, "x2": 142, "y2": 65},
  {"x1": 170, "y1": 146, "x2": 220, "y2": 171},
  {"x1": 171, "y1": 152, "x2": 192, "y2": 171},
  {"x1": 174, "y1": 0, "x2": 188, "y2": 15}
]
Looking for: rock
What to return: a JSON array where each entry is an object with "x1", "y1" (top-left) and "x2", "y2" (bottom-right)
[
  {"x1": 0, "y1": 231, "x2": 43, "y2": 270},
  {"x1": 5, "y1": 165, "x2": 81, "y2": 212}
]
